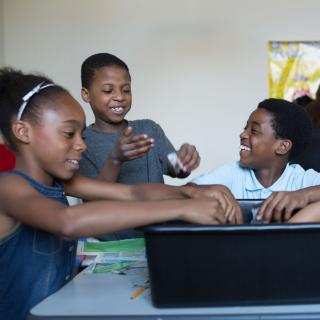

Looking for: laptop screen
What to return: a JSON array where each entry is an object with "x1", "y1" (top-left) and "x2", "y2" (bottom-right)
[{"x1": 237, "y1": 199, "x2": 264, "y2": 224}]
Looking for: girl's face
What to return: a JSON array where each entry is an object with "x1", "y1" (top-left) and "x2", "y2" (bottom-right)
[
  {"x1": 82, "y1": 66, "x2": 132, "y2": 131},
  {"x1": 28, "y1": 94, "x2": 87, "y2": 184},
  {"x1": 239, "y1": 108, "x2": 281, "y2": 170}
]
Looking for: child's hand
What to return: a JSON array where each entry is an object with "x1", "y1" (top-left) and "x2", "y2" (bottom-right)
[
  {"x1": 177, "y1": 143, "x2": 200, "y2": 172},
  {"x1": 110, "y1": 127, "x2": 155, "y2": 164},
  {"x1": 171, "y1": 143, "x2": 200, "y2": 177},
  {"x1": 188, "y1": 184, "x2": 243, "y2": 224},
  {"x1": 256, "y1": 190, "x2": 308, "y2": 223},
  {"x1": 182, "y1": 198, "x2": 227, "y2": 225}
]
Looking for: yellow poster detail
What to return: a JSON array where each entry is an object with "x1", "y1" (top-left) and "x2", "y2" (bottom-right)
[{"x1": 268, "y1": 41, "x2": 320, "y2": 101}]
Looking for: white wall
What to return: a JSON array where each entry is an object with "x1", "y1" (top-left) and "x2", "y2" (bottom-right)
[{"x1": 2, "y1": 0, "x2": 320, "y2": 184}]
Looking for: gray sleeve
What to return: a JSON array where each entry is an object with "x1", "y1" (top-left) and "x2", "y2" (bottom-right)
[
  {"x1": 79, "y1": 150, "x2": 100, "y2": 178},
  {"x1": 146, "y1": 120, "x2": 176, "y2": 175},
  {"x1": 78, "y1": 127, "x2": 116, "y2": 179}
]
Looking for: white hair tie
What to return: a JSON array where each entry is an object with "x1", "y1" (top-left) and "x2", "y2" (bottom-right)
[{"x1": 17, "y1": 82, "x2": 55, "y2": 120}]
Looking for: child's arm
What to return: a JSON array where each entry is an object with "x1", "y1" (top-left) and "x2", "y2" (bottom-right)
[
  {"x1": 97, "y1": 127, "x2": 154, "y2": 181},
  {"x1": 0, "y1": 175, "x2": 227, "y2": 239},
  {"x1": 257, "y1": 186, "x2": 320, "y2": 223},
  {"x1": 64, "y1": 173, "x2": 192, "y2": 201},
  {"x1": 64, "y1": 174, "x2": 243, "y2": 224},
  {"x1": 64, "y1": 173, "x2": 231, "y2": 201},
  {"x1": 289, "y1": 202, "x2": 320, "y2": 223}
]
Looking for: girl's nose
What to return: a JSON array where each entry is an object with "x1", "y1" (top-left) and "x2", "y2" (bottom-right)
[{"x1": 75, "y1": 138, "x2": 87, "y2": 152}]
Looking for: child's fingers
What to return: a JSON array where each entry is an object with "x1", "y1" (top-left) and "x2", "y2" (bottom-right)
[
  {"x1": 178, "y1": 144, "x2": 195, "y2": 162},
  {"x1": 119, "y1": 129, "x2": 151, "y2": 149},
  {"x1": 257, "y1": 193, "x2": 283, "y2": 223},
  {"x1": 259, "y1": 192, "x2": 299, "y2": 223},
  {"x1": 226, "y1": 208, "x2": 236, "y2": 224},
  {"x1": 119, "y1": 134, "x2": 154, "y2": 151},
  {"x1": 177, "y1": 144, "x2": 200, "y2": 172},
  {"x1": 114, "y1": 130, "x2": 155, "y2": 162},
  {"x1": 205, "y1": 189, "x2": 235, "y2": 224},
  {"x1": 114, "y1": 127, "x2": 134, "y2": 148},
  {"x1": 120, "y1": 137, "x2": 154, "y2": 151},
  {"x1": 256, "y1": 195, "x2": 274, "y2": 223},
  {"x1": 120, "y1": 133, "x2": 148, "y2": 144},
  {"x1": 119, "y1": 137, "x2": 155, "y2": 160},
  {"x1": 121, "y1": 134, "x2": 155, "y2": 148},
  {"x1": 121, "y1": 126, "x2": 133, "y2": 138},
  {"x1": 122, "y1": 145, "x2": 154, "y2": 159},
  {"x1": 284, "y1": 206, "x2": 295, "y2": 222},
  {"x1": 183, "y1": 151, "x2": 200, "y2": 171},
  {"x1": 222, "y1": 193, "x2": 243, "y2": 224}
]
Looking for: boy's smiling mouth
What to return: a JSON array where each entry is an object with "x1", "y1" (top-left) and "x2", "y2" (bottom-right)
[
  {"x1": 240, "y1": 144, "x2": 251, "y2": 152},
  {"x1": 110, "y1": 106, "x2": 125, "y2": 115}
]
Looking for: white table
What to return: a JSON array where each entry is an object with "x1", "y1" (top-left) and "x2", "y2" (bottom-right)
[{"x1": 28, "y1": 266, "x2": 320, "y2": 320}]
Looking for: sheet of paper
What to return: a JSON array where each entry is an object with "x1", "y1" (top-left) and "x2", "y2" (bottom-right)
[
  {"x1": 78, "y1": 238, "x2": 147, "y2": 273},
  {"x1": 77, "y1": 238, "x2": 145, "y2": 255}
]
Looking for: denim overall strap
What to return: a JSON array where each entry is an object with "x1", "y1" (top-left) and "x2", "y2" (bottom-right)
[
  {"x1": 8, "y1": 169, "x2": 69, "y2": 205},
  {"x1": 0, "y1": 170, "x2": 76, "y2": 320}
]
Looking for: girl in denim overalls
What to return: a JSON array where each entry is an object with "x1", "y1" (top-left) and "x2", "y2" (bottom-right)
[{"x1": 0, "y1": 68, "x2": 239, "y2": 320}]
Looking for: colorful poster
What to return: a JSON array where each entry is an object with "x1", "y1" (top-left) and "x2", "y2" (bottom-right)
[{"x1": 268, "y1": 41, "x2": 320, "y2": 101}]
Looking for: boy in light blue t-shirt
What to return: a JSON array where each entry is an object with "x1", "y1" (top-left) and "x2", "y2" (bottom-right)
[{"x1": 192, "y1": 98, "x2": 320, "y2": 223}]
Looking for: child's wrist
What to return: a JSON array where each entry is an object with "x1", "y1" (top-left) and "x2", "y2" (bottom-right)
[
  {"x1": 306, "y1": 187, "x2": 320, "y2": 204},
  {"x1": 179, "y1": 184, "x2": 195, "y2": 199}
]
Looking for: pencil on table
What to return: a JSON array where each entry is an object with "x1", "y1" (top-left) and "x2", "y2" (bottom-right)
[{"x1": 130, "y1": 286, "x2": 145, "y2": 300}]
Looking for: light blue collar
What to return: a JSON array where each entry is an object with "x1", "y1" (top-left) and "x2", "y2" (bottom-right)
[{"x1": 244, "y1": 163, "x2": 290, "y2": 192}]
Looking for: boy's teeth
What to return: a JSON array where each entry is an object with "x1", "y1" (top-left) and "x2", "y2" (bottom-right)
[
  {"x1": 69, "y1": 160, "x2": 79, "y2": 164},
  {"x1": 240, "y1": 145, "x2": 251, "y2": 151}
]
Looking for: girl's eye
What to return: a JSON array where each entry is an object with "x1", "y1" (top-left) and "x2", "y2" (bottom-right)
[
  {"x1": 103, "y1": 90, "x2": 112, "y2": 94},
  {"x1": 63, "y1": 131, "x2": 75, "y2": 138}
]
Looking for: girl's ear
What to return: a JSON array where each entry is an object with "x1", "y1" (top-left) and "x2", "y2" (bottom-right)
[
  {"x1": 81, "y1": 87, "x2": 90, "y2": 103},
  {"x1": 275, "y1": 139, "x2": 292, "y2": 156},
  {"x1": 12, "y1": 121, "x2": 31, "y2": 144}
]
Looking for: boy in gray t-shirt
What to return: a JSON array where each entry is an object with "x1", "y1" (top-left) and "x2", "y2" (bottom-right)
[{"x1": 79, "y1": 53, "x2": 201, "y2": 240}]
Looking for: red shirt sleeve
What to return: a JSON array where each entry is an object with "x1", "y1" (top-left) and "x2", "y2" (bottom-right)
[{"x1": 0, "y1": 144, "x2": 15, "y2": 171}]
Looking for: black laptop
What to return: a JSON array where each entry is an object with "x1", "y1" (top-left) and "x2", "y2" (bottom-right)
[
  {"x1": 238, "y1": 198, "x2": 264, "y2": 223},
  {"x1": 140, "y1": 202, "x2": 320, "y2": 308}
]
